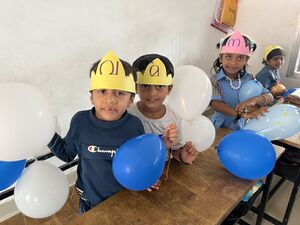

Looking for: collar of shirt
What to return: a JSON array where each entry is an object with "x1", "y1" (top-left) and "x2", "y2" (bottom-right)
[
  {"x1": 88, "y1": 107, "x2": 129, "y2": 129},
  {"x1": 215, "y1": 69, "x2": 249, "y2": 81}
]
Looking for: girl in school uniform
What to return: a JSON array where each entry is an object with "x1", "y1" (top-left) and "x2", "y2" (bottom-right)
[
  {"x1": 210, "y1": 31, "x2": 274, "y2": 130},
  {"x1": 209, "y1": 31, "x2": 274, "y2": 225},
  {"x1": 256, "y1": 45, "x2": 286, "y2": 98}
]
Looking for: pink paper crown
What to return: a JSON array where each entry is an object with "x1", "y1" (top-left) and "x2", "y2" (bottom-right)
[{"x1": 220, "y1": 31, "x2": 251, "y2": 56}]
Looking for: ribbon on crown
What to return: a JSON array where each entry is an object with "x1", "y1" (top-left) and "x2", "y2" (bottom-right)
[
  {"x1": 90, "y1": 51, "x2": 136, "y2": 93},
  {"x1": 136, "y1": 58, "x2": 173, "y2": 85}
]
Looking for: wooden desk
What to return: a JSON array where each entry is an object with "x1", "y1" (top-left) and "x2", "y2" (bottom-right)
[
  {"x1": 1, "y1": 128, "x2": 284, "y2": 225},
  {"x1": 278, "y1": 132, "x2": 300, "y2": 149},
  {"x1": 72, "y1": 128, "x2": 284, "y2": 225}
]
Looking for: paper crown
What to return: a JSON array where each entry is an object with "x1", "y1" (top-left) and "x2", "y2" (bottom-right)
[
  {"x1": 90, "y1": 51, "x2": 136, "y2": 93},
  {"x1": 136, "y1": 58, "x2": 173, "y2": 85},
  {"x1": 264, "y1": 45, "x2": 284, "y2": 61},
  {"x1": 220, "y1": 31, "x2": 252, "y2": 56}
]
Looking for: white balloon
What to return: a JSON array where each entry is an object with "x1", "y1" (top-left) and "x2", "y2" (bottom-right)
[
  {"x1": 14, "y1": 161, "x2": 69, "y2": 218},
  {"x1": 182, "y1": 115, "x2": 216, "y2": 152},
  {"x1": 0, "y1": 82, "x2": 56, "y2": 160},
  {"x1": 168, "y1": 65, "x2": 212, "y2": 121}
]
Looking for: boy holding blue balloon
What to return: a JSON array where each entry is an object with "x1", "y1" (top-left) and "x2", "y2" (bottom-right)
[
  {"x1": 128, "y1": 54, "x2": 199, "y2": 174},
  {"x1": 48, "y1": 51, "x2": 145, "y2": 214}
]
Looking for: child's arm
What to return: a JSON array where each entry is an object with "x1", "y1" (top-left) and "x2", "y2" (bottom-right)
[
  {"x1": 48, "y1": 132, "x2": 78, "y2": 163},
  {"x1": 235, "y1": 93, "x2": 273, "y2": 114},
  {"x1": 172, "y1": 142, "x2": 199, "y2": 164},
  {"x1": 284, "y1": 95, "x2": 300, "y2": 106},
  {"x1": 211, "y1": 100, "x2": 239, "y2": 118}
]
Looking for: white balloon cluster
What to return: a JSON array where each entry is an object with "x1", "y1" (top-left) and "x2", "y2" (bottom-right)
[
  {"x1": 0, "y1": 82, "x2": 69, "y2": 218},
  {"x1": 168, "y1": 65, "x2": 215, "y2": 152}
]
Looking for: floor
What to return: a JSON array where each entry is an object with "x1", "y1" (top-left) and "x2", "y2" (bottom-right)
[{"x1": 241, "y1": 175, "x2": 300, "y2": 225}]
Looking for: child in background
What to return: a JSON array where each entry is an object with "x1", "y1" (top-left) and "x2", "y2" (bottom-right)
[
  {"x1": 48, "y1": 51, "x2": 145, "y2": 214},
  {"x1": 210, "y1": 31, "x2": 274, "y2": 130},
  {"x1": 128, "y1": 54, "x2": 199, "y2": 168},
  {"x1": 256, "y1": 45, "x2": 286, "y2": 98},
  {"x1": 209, "y1": 31, "x2": 274, "y2": 225}
]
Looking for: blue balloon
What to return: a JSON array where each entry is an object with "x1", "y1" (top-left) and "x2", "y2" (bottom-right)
[
  {"x1": 218, "y1": 130, "x2": 276, "y2": 180},
  {"x1": 282, "y1": 88, "x2": 298, "y2": 98},
  {"x1": 238, "y1": 80, "x2": 263, "y2": 102},
  {"x1": 113, "y1": 134, "x2": 166, "y2": 191},
  {"x1": 243, "y1": 104, "x2": 300, "y2": 140},
  {"x1": 0, "y1": 159, "x2": 26, "y2": 191}
]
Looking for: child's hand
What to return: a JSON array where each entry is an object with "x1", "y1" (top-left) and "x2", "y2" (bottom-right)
[
  {"x1": 180, "y1": 142, "x2": 199, "y2": 164},
  {"x1": 235, "y1": 98, "x2": 257, "y2": 114},
  {"x1": 243, "y1": 107, "x2": 268, "y2": 119},
  {"x1": 147, "y1": 180, "x2": 161, "y2": 192},
  {"x1": 163, "y1": 123, "x2": 178, "y2": 150},
  {"x1": 284, "y1": 95, "x2": 300, "y2": 106}
]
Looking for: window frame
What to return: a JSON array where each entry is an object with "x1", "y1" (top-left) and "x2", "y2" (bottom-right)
[{"x1": 287, "y1": 20, "x2": 300, "y2": 78}]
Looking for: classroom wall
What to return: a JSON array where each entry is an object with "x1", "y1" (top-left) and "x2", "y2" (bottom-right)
[
  {"x1": 234, "y1": 0, "x2": 300, "y2": 88},
  {"x1": 1, "y1": 0, "x2": 299, "y2": 135},
  {"x1": 0, "y1": 0, "x2": 223, "y2": 135}
]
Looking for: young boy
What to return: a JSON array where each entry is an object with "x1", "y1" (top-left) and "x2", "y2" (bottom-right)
[
  {"x1": 128, "y1": 54, "x2": 199, "y2": 168},
  {"x1": 48, "y1": 51, "x2": 145, "y2": 214},
  {"x1": 256, "y1": 45, "x2": 286, "y2": 98}
]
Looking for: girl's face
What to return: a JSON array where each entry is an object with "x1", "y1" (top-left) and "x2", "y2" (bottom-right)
[
  {"x1": 267, "y1": 55, "x2": 284, "y2": 70},
  {"x1": 220, "y1": 53, "x2": 249, "y2": 77}
]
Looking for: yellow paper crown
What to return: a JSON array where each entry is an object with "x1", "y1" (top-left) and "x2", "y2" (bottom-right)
[
  {"x1": 90, "y1": 51, "x2": 136, "y2": 93},
  {"x1": 264, "y1": 45, "x2": 284, "y2": 61},
  {"x1": 136, "y1": 58, "x2": 173, "y2": 85}
]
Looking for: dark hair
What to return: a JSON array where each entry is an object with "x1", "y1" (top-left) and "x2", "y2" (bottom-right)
[
  {"x1": 90, "y1": 59, "x2": 137, "y2": 82},
  {"x1": 262, "y1": 48, "x2": 285, "y2": 64},
  {"x1": 133, "y1": 54, "x2": 174, "y2": 78}
]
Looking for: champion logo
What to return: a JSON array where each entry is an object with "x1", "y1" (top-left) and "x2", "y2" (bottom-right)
[
  {"x1": 87, "y1": 145, "x2": 117, "y2": 157},
  {"x1": 88, "y1": 145, "x2": 97, "y2": 153}
]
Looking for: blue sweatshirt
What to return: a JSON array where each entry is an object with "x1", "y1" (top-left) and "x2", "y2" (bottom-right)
[{"x1": 48, "y1": 108, "x2": 145, "y2": 206}]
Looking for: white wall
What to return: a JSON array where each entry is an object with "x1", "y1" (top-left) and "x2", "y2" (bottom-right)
[
  {"x1": 0, "y1": 0, "x2": 224, "y2": 135},
  {"x1": 234, "y1": 0, "x2": 300, "y2": 88}
]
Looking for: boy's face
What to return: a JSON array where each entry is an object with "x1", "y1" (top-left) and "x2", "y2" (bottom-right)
[
  {"x1": 267, "y1": 55, "x2": 284, "y2": 70},
  {"x1": 220, "y1": 53, "x2": 248, "y2": 77},
  {"x1": 90, "y1": 89, "x2": 133, "y2": 121},
  {"x1": 137, "y1": 84, "x2": 172, "y2": 110}
]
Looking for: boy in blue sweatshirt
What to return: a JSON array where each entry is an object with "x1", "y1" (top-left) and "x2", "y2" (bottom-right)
[{"x1": 48, "y1": 51, "x2": 145, "y2": 214}]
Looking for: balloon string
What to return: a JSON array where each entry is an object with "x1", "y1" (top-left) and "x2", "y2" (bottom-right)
[
  {"x1": 164, "y1": 145, "x2": 173, "y2": 181},
  {"x1": 22, "y1": 214, "x2": 27, "y2": 225}
]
